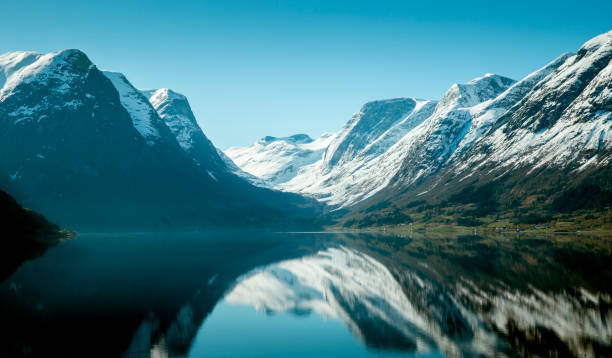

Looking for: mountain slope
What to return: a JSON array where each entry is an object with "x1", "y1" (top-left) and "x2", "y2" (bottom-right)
[
  {"x1": 225, "y1": 98, "x2": 440, "y2": 206},
  {"x1": 224, "y1": 30, "x2": 612, "y2": 227},
  {"x1": 225, "y1": 79, "x2": 517, "y2": 208},
  {"x1": 141, "y1": 88, "x2": 227, "y2": 175},
  {"x1": 0, "y1": 49, "x2": 320, "y2": 230},
  {"x1": 347, "y1": 30, "x2": 612, "y2": 227},
  {"x1": 226, "y1": 133, "x2": 336, "y2": 187}
]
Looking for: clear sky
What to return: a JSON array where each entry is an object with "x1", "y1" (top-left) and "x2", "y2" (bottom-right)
[{"x1": 2, "y1": 1, "x2": 611, "y2": 148}]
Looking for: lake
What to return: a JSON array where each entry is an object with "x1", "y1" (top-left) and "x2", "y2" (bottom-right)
[{"x1": 0, "y1": 231, "x2": 610, "y2": 357}]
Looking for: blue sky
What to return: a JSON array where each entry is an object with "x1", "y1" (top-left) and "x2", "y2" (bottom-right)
[{"x1": 2, "y1": 1, "x2": 611, "y2": 148}]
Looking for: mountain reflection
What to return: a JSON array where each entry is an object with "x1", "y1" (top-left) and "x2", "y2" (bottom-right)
[
  {"x1": 225, "y1": 247, "x2": 439, "y2": 352},
  {"x1": 220, "y1": 243, "x2": 611, "y2": 357},
  {"x1": 1, "y1": 232, "x2": 611, "y2": 358}
]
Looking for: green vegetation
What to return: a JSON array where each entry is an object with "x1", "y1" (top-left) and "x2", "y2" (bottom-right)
[
  {"x1": 338, "y1": 202, "x2": 612, "y2": 233},
  {"x1": 339, "y1": 157, "x2": 612, "y2": 233}
]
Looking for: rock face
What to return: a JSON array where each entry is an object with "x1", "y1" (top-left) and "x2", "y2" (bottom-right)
[
  {"x1": 224, "y1": 30, "x2": 612, "y2": 222},
  {"x1": 0, "y1": 49, "x2": 318, "y2": 230}
]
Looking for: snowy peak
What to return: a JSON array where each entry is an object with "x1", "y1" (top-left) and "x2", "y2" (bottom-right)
[
  {"x1": 142, "y1": 87, "x2": 209, "y2": 153},
  {"x1": 140, "y1": 87, "x2": 232, "y2": 177},
  {"x1": 225, "y1": 132, "x2": 336, "y2": 186},
  {"x1": 144, "y1": 88, "x2": 192, "y2": 122},
  {"x1": 147, "y1": 87, "x2": 187, "y2": 104},
  {"x1": 437, "y1": 74, "x2": 515, "y2": 112},
  {"x1": 0, "y1": 49, "x2": 95, "y2": 101}
]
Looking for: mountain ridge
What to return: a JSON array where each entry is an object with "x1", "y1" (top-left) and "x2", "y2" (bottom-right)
[
  {"x1": 225, "y1": 30, "x2": 612, "y2": 228},
  {"x1": 0, "y1": 49, "x2": 321, "y2": 230}
]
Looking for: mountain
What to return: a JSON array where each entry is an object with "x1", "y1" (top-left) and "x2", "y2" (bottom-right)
[
  {"x1": 225, "y1": 80, "x2": 514, "y2": 207},
  {"x1": 0, "y1": 189, "x2": 72, "y2": 280},
  {"x1": 224, "y1": 30, "x2": 612, "y2": 227},
  {"x1": 350, "y1": 30, "x2": 612, "y2": 227},
  {"x1": 225, "y1": 133, "x2": 336, "y2": 187},
  {"x1": 140, "y1": 86, "x2": 269, "y2": 186},
  {"x1": 226, "y1": 98, "x2": 439, "y2": 206},
  {"x1": 0, "y1": 49, "x2": 319, "y2": 230}
]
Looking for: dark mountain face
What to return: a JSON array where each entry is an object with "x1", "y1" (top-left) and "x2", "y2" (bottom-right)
[{"x1": 0, "y1": 50, "x2": 320, "y2": 230}]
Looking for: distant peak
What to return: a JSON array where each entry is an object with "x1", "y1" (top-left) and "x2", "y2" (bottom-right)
[
  {"x1": 467, "y1": 73, "x2": 514, "y2": 85},
  {"x1": 144, "y1": 88, "x2": 187, "y2": 104},
  {"x1": 439, "y1": 74, "x2": 515, "y2": 109},
  {"x1": 258, "y1": 134, "x2": 313, "y2": 145},
  {"x1": 1, "y1": 48, "x2": 95, "y2": 100}
]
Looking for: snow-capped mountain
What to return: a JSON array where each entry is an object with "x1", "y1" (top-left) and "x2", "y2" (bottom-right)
[
  {"x1": 225, "y1": 79, "x2": 513, "y2": 207},
  {"x1": 454, "y1": 31, "x2": 612, "y2": 173},
  {"x1": 0, "y1": 49, "x2": 317, "y2": 229},
  {"x1": 225, "y1": 133, "x2": 336, "y2": 187},
  {"x1": 140, "y1": 87, "x2": 232, "y2": 179},
  {"x1": 225, "y1": 30, "x2": 612, "y2": 222},
  {"x1": 288, "y1": 97, "x2": 440, "y2": 206},
  {"x1": 366, "y1": 30, "x2": 612, "y2": 221}
]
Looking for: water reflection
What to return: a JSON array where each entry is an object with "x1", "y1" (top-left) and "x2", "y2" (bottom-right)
[
  {"x1": 216, "y1": 243, "x2": 612, "y2": 357},
  {"x1": 225, "y1": 247, "x2": 441, "y2": 353},
  {"x1": 0, "y1": 231, "x2": 610, "y2": 357}
]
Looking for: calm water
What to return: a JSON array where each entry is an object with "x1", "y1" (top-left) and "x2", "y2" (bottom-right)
[{"x1": 0, "y1": 231, "x2": 610, "y2": 357}]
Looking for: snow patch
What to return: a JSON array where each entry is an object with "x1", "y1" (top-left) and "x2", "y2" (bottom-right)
[{"x1": 103, "y1": 71, "x2": 161, "y2": 144}]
